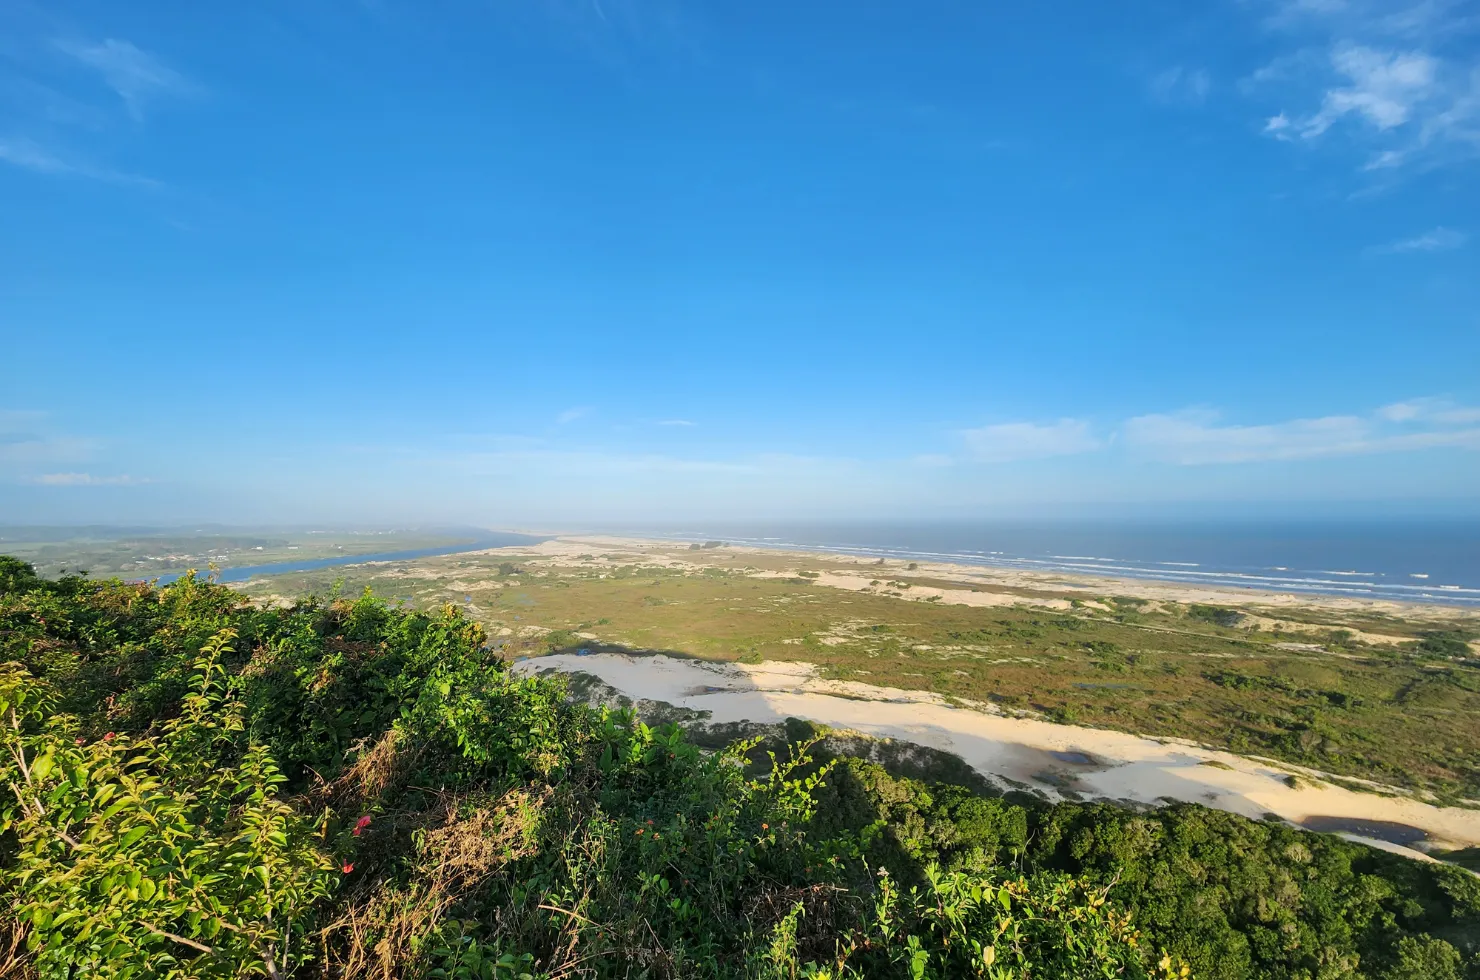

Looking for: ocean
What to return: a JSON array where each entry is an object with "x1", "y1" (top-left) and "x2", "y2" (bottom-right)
[{"x1": 615, "y1": 522, "x2": 1480, "y2": 605}]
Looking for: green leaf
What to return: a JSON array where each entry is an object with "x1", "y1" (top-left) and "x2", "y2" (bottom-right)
[{"x1": 909, "y1": 946, "x2": 929, "y2": 980}]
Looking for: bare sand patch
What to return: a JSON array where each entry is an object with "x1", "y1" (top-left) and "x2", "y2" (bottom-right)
[
  {"x1": 515, "y1": 652, "x2": 1480, "y2": 861},
  {"x1": 1236, "y1": 613, "x2": 1411, "y2": 646}
]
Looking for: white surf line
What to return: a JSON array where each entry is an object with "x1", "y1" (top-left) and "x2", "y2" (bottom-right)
[{"x1": 514, "y1": 653, "x2": 1480, "y2": 862}]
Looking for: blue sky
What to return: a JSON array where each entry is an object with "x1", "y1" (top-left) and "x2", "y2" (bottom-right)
[{"x1": 2, "y1": 0, "x2": 1478, "y2": 525}]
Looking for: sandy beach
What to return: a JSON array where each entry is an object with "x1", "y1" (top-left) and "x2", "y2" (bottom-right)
[{"x1": 500, "y1": 534, "x2": 1480, "y2": 631}]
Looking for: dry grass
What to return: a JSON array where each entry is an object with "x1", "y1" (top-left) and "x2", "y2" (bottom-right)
[
  {"x1": 0, "y1": 919, "x2": 36, "y2": 979},
  {"x1": 300, "y1": 729, "x2": 424, "y2": 816},
  {"x1": 316, "y1": 783, "x2": 547, "y2": 979}
]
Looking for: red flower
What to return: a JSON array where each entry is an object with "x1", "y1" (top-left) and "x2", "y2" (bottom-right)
[
  {"x1": 103, "y1": 732, "x2": 116, "y2": 742},
  {"x1": 341, "y1": 862, "x2": 354, "y2": 874},
  {"x1": 353, "y1": 815, "x2": 372, "y2": 836}
]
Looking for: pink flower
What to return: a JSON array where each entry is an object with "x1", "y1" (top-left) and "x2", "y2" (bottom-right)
[
  {"x1": 103, "y1": 732, "x2": 116, "y2": 742},
  {"x1": 341, "y1": 862, "x2": 354, "y2": 874},
  {"x1": 353, "y1": 815, "x2": 372, "y2": 836}
]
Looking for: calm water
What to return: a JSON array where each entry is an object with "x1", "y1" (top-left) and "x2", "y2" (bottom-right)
[
  {"x1": 155, "y1": 532, "x2": 545, "y2": 585},
  {"x1": 618, "y1": 522, "x2": 1480, "y2": 605}
]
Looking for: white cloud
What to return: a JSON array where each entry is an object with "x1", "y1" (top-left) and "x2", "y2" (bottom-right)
[
  {"x1": 1124, "y1": 410, "x2": 1371, "y2": 463},
  {"x1": 1371, "y1": 226, "x2": 1467, "y2": 252},
  {"x1": 0, "y1": 137, "x2": 160, "y2": 186},
  {"x1": 1124, "y1": 403, "x2": 1480, "y2": 464},
  {"x1": 1150, "y1": 66, "x2": 1212, "y2": 104},
  {"x1": 27, "y1": 472, "x2": 146, "y2": 486},
  {"x1": 1379, "y1": 400, "x2": 1424, "y2": 421},
  {"x1": 1363, "y1": 147, "x2": 1408, "y2": 168},
  {"x1": 0, "y1": 138, "x2": 70, "y2": 174},
  {"x1": 555, "y1": 407, "x2": 589, "y2": 424},
  {"x1": 53, "y1": 38, "x2": 189, "y2": 119},
  {"x1": 962, "y1": 419, "x2": 1099, "y2": 463},
  {"x1": 1279, "y1": 0, "x2": 1349, "y2": 19},
  {"x1": 1299, "y1": 45, "x2": 1439, "y2": 137},
  {"x1": 657, "y1": 419, "x2": 696, "y2": 427},
  {"x1": 1248, "y1": 2, "x2": 1480, "y2": 172},
  {"x1": 0, "y1": 411, "x2": 94, "y2": 465},
  {"x1": 1379, "y1": 397, "x2": 1480, "y2": 424}
]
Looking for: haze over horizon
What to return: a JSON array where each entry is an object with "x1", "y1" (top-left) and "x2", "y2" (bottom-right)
[{"x1": 4, "y1": 0, "x2": 1478, "y2": 525}]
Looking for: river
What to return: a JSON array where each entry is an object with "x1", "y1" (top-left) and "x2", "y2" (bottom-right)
[{"x1": 156, "y1": 532, "x2": 545, "y2": 584}]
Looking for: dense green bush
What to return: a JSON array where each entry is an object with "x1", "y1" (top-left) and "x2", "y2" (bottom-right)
[
  {"x1": 0, "y1": 559, "x2": 1476, "y2": 978},
  {"x1": 811, "y1": 760, "x2": 1480, "y2": 980}
]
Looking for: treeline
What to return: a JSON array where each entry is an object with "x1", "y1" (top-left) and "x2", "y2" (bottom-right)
[{"x1": 0, "y1": 556, "x2": 1477, "y2": 979}]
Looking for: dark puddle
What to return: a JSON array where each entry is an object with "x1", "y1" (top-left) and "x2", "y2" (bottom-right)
[
  {"x1": 1033, "y1": 770, "x2": 1080, "y2": 789},
  {"x1": 1300, "y1": 816, "x2": 1429, "y2": 846},
  {"x1": 1050, "y1": 750, "x2": 1097, "y2": 766}
]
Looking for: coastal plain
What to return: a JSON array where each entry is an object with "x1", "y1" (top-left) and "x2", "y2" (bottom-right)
[{"x1": 231, "y1": 534, "x2": 1480, "y2": 835}]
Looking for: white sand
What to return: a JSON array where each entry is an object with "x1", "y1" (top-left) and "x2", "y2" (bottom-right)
[{"x1": 515, "y1": 652, "x2": 1480, "y2": 861}]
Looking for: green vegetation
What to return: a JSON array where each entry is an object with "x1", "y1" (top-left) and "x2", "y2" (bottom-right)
[
  {"x1": 237, "y1": 545, "x2": 1480, "y2": 800},
  {"x1": 811, "y1": 752, "x2": 1480, "y2": 980},
  {"x1": 4, "y1": 558, "x2": 1479, "y2": 978},
  {"x1": 0, "y1": 527, "x2": 475, "y2": 580}
]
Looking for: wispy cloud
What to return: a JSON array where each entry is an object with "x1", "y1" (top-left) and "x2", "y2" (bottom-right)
[
  {"x1": 27, "y1": 472, "x2": 147, "y2": 486},
  {"x1": 556, "y1": 407, "x2": 590, "y2": 425},
  {"x1": 1248, "y1": 1, "x2": 1480, "y2": 172},
  {"x1": 0, "y1": 34, "x2": 182, "y2": 186},
  {"x1": 503, "y1": 0, "x2": 700, "y2": 70},
  {"x1": 0, "y1": 411, "x2": 94, "y2": 465},
  {"x1": 0, "y1": 136, "x2": 159, "y2": 186},
  {"x1": 1124, "y1": 410, "x2": 1371, "y2": 463},
  {"x1": 1379, "y1": 397, "x2": 1480, "y2": 424},
  {"x1": 1369, "y1": 226, "x2": 1467, "y2": 252},
  {"x1": 1293, "y1": 45, "x2": 1438, "y2": 137},
  {"x1": 657, "y1": 419, "x2": 697, "y2": 427},
  {"x1": 962, "y1": 419, "x2": 1100, "y2": 463},
  {"x1": 1150, "y1": 66, "x2": 1212, "y2": 105},
  {"x1": 1124, "y1": 401, "x2": 1480, "y2": 464},
  {"x1": 53, "y1": 38, "x2": 190, "y2": 120}
]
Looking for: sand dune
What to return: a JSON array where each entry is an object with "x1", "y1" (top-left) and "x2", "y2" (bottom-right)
[{"x1": 515, "y1": 652, "x2": 1480, "y2": 862}]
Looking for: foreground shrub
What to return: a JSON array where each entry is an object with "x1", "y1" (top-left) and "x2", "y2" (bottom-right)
[
  {"x1": 0, "y1": 633, "x2": 335, "y2": 978},
  {"x1": 1, "y1": 558, "x2": 1476, "y2": 978}
]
